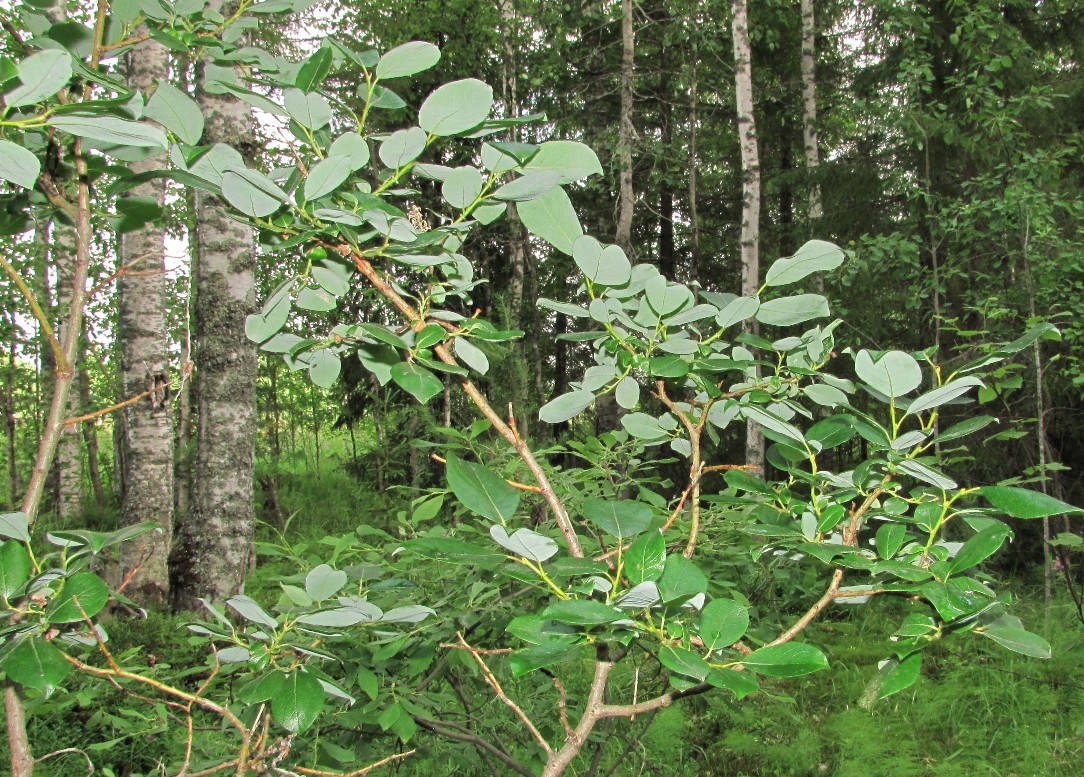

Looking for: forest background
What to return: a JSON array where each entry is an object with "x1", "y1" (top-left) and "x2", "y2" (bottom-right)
[{"x1": 1, "y1": 0, "x2": 1084, "y2": 775}]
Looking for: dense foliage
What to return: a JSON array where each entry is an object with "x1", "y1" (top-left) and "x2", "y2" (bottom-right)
[{"x1": 0, "y1": 0, "x2": 1082, "y2": 775}]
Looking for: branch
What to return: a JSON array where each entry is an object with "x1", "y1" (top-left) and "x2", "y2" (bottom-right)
[
  {"x1": 413, "y1": 717, "x2": 534, "y2": 777},
  {"x1": 454, "y1": 632, "x2": 552, "y2": 756},
  {"x1": 348, "y1": 250, "x2": 583, "y2": 557},
  {"x1": 292, "y1": 750, "x2": 414, "y2": 776}
]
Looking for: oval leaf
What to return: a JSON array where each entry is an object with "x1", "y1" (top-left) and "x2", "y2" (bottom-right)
[{"x1": 418, "y1": 79, "x2": 493, "y2": 136}]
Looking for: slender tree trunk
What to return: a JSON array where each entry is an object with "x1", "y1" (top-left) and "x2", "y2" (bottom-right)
[
  {"x1": 171, "y1": 3, "x2": 258, "y2": 609},
  {"x1": 800, "y1": 0, "x2": 823, "y2": 236},
  {"x1": 54, "y1": 223, "x2": 85, "y2": 520},
  {"x1": 615, "y1": 0, "x2": 635, "y2": 254},
  {"x1": 117, "y1": 35, "x2": 174, "y2": 605},
  {"x1": 732, "y1": 0, "x2": 764, "y2": 471},
  {"x1": 688, "y1": 37, "x2": 700, "y2": 283},
  {"x1": 78, "y1": 346, "x2": 105, "y2": 511},
  {"x1": 4, "y1": 309, "x2": 17, "y2": 507}
]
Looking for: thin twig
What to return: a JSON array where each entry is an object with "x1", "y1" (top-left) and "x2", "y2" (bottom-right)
[
  {"x1": 455, "y1": 632, "x2": 552, "y2": 756},
  {"x1": 430, "y1": 455, "x2": 542, "y2": 493},
  {"x1": 292, "y1": 750, "x2": 414, "y2": 776}
]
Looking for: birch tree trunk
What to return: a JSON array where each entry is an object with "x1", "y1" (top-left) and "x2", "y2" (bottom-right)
[
  {"x1": 732, "y1": 0, "x2": 764, "y2": 471},
  {"x1": 615, "y1": 0, "x2": 635, "y2": 254},
  {"x1": 800, "y1": 0, "x2": 823, "y2": 232},
  {"x1": 117, "y1": 35, "x2": 174, "y2": 605},
  {"x1": 53, "y1": 222, "x2": 85, "y2": 519},
  {"x1": 687, "y1": 35, "x2": 701, "y2": 283},
  {"x1": 170, "y1": 1, "x2": 258, "y2": 610}
]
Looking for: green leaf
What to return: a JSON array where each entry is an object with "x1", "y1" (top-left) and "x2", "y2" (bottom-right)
[
  {"x1": 378, "y1": 126, "x2": 427, "y2": 168},
  {"x1": 305, "y1": 564, "x2": 348, "y2": 601},
  {"x1": 0, "y1": 512, "x2": 30, "y2": 543},
  {"x1": 0, "y1": 140, "x2": 41, "y2": 189},
  {"x1": 272, "y1": 671, "x2": 325, "y2": 733},
  {"x1": 647, "y1": 355, "x2": 690, "y2": 378},
  {"x1": 742, "y1": 642, "x2": 828, "y2": 678},
  {"x1": 418, "y1": 79, "x2": 493, "y2": 136},
  {"x1": 491, "y1": 170, "x2": 561, "y2": 202},
  {"x1": 854, "y1": 350, "x2": 922, "y2": 398},
  {"x1": 517, "y1": 186, "x2": 583, "y2": 255},
  {"x1": 582, "y1": 498, "x2": 651, "y2": 538},
  {"x1": 226, "y1": 594, "x2": 278, "y2": 628},
  {"x1": 312, "y1": 261, "x2": 351, "y2": 296},
  {"x1": 657, "y1": 555, "x2": 707, "y2": 604},
  {"x1": 542, "y1": 599, "x2": 623, "y2": 626},
  {"x1": 538, "y1": 390, "x2": 594, "y2": 424},
  {"x1": 296, "y1": 286, "x2": 336, "y2": 312},
  {"x1": 441, "y1": 166, "x2": 484, "y2": 209},
  {"x1": 303, "y1": 157, "x2": 351, "y2": 201},
  {"x1": 573, "y1": 236, "x2": 632, "y2": 286},
  {"x1": 706, "y1": 668, "x2": 759, "y2": 699},
  {"x1": 390, "y1": 362, "x2": 443, "y2": 403},
  {"x1": 490, "y1": 525, "x2": 557, "y2": 563},
  {"x1": 0, "y1": 540, "x2": 31, "y2": 598},
  {"x1": 295, "y1": 46, "x2": 333, "y2": 91},
  {"x1": 626, "y1": 531, "x2": 665, "y2": 584},
  {"x1": 659, "y1": 645, "x2": 711, "y2": 681},
  {"x1": 328, "y1": 132, "x2": 370, "y2": 170},
  {"x1": 717, "y1": 296, "x2": 759, "y2": 328},
  {"x1": 453, "y1": 337, "x2": 489, "y2": 374},
  {"x1": 245, "y1": 280, "x2": 293, "y2": 344},
  {"x1": 645, "y1": 276, "x2": 693, "y2": 316},
  {"x1": 755, "y1": 294, "x2": 829, "y2": 326},
  {"x1": 980, "y1": 615, "x2": 1050, "y2": 659},
  {"x1": 376, "y1": 41, "x2": 440, "y2": 79},
  {"x1": 699, "y1": 599, "x2": 750, "y2": 651},
  {"x1": 763, "y1": 240, "x2": 845, "y2": 287},
  {"x1": 905, "y1": 377, "x2": 982, "y2": 416},
  {"x1": 305, "y1": 351, "x2": 338, "y2": 387},
  {"x1": 3, "y1": 639, "x2": 71, "y2": 694},
  {"x1": 5, "y1": 50, "x2": 72, "y2": 107},
  {"x1": 221, "y1": 167, "x2": 288, "y2": 218},
  {"x1": 144, "y1": 82, "x2": 204, "y2": 144},
  {"x1": 615, "y1": 376, "x2": 639, "y2": 409},
  {"x1": 621, "y1": 412, "x2": 668, "y2": 440},
  {"x1": 949, "y1": 524, "x2": 1013, "y2": 574},
  {"x1": 523, "y1": 140, "x2": 603, "y2": 184},
  {"x1": 935, "y1": 415, "x2": 996, "y2": 444},
  {"x1": 48, "y1": 572, "x2": 109, "y2": 623},
  {"x1": 896, "y1": 459, "x2": 956, "y2": 490},
  {"x1": 978, "y1": 486, "x2": 1082, "y2": 519},
  {"x1": 283, "y1": 88, "x2": 332, "y2": 129},
  {"x1": 49, "y1": 116, "x2": 168, "y2": 148},
  {"x1": 508, "y1": 643, "x2": 582, "y2": 676},
  {"x1": 875, "y1": 524, "x2": 907, "y2": 560},
  {"x1": 740, "y1": 406, "x2": 806, "y2": 449},
  {"x1": 877, "y1": 653, "x2": 922, "y2": 699},
  {"x1": 446, "y1": 453, "x2": 520, "y2": 523}
]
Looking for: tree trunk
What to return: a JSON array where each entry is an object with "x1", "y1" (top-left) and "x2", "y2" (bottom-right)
[
  {"x1": 688, "y1": 36, "x2": 700, "y2": 283},
  {"x1": 615, "y1": 0, "x2": 635, "y2": 254},
  {"x1": 78, "y1": 345, "x2": 105, "y2": 511},
  {"x1": 170, "y1": 5, "x2": 258, "y2": 610},
  {"x1": 53, "y1": 222, "x2": 85, "y2": 521},
  {"x1": 800, "y1": 0, "x2": 824, "y2": 290},
  {"x1": 118, "y1": 35, "x2": 173, "y2": 606},
  {"x1": 4, "y1": 308, "x2": 18, "y2": 508},
  {"x1": 732, "y1": 0, "x2": 764, "y2": 471}
]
